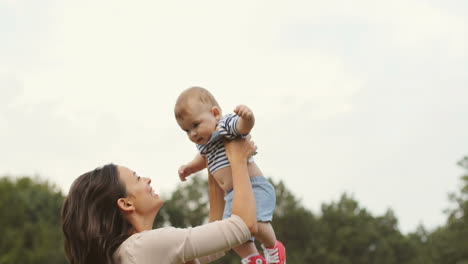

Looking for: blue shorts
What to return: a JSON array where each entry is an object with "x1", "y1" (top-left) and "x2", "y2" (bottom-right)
[{"x1": 223, "y1": 176, "x2": 276, "y2": 222}]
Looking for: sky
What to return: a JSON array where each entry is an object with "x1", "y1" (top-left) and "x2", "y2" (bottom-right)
[{"x1": 1, "y1": 0, "x2": 467, "y2": 234}]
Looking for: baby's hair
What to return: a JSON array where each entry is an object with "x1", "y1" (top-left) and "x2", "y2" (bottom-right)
[{"x1": 175, "y1": 86, "x2": 221, "y2": 120}]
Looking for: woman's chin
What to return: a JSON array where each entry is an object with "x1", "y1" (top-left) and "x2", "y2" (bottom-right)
[{"x1": 153, "y1": 199, "x2": 165, "y2": 213}]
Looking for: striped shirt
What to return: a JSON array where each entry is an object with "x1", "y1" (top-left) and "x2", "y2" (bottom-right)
[{"x1": 196, "y1": 114, "x2": 253, "y2": 174}]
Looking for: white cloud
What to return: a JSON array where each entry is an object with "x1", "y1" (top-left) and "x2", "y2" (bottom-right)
[
  {"x1": 0, "y1": 72, "x2": 22, "y2": 105},
  {"x1": 0, "y1": 0, "x2": 467, "y2": 233},
  {"x1": 255, "y1": 0, "x2": 466, "y2": 57},
  {"x1": 4, "y1": 0, "x2": 366, "y2": 128}
]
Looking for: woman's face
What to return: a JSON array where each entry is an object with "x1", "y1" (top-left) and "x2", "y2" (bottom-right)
[{"x1": 118, "y1": 166, "x2": 164, "y2": 216}]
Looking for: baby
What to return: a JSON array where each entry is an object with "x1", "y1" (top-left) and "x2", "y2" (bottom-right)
[{"x1": 174, "y1": 87, "x2": 286, "y2": 264}]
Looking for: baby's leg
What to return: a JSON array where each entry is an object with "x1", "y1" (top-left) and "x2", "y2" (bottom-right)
[
  {"x1": 256, "y1": 221, "x2": 286, "y2": 264},
  {"x1": 255, "y1": 221, "x2": 277, "y2": 248},
  {"x1": 233, "y1": 241, "x2": 258, "y2": 258}
]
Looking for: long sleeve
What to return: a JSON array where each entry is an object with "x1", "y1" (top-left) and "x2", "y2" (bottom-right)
[
  {"x1": 114, "y1": 215, "x2": 250, "y2": 264},
  {"x1": 196, "y1": 251, "x2": 225, "y2": 264}
]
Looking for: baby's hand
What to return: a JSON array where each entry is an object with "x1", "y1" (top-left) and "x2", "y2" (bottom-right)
[
  {"x1": 234, "y1": 104, "x2": 254, "y2": 120},
  {"x1": 178, "y1": 165, "x2": 194, "y2": 182}
]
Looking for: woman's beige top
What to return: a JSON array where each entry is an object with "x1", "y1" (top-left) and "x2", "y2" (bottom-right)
[{"x1": 113, "y1": 215, "x2": 250, "y2": 264}]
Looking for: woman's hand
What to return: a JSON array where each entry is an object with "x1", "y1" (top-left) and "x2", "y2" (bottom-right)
[{"x1": 224, "y1": 135, "x2": 257, "y2": 164}]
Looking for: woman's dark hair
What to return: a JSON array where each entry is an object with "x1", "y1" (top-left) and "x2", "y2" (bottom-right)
[{"x1": 61, "y1": 164, "x2": 133, "y2": 264}]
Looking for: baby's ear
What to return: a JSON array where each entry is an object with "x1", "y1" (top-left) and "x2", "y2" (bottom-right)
[{"x1": 212, "y1": 106, "x2": 222, "y2": 119}]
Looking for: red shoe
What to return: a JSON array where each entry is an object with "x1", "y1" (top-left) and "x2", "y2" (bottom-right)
[
  {"x1": 261, "y1": 241, "x2": 286, "y2": 264},
  {"x1": 241, "y1": 254, "x2": 267, "y2": 264}
]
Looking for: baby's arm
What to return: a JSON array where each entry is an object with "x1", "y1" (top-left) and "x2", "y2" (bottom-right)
[
  {"x1": 234, "y1": 104, "x2": 255, "y2": 135},
  {"x1": 178, "y1": 153, "x2": 207, "y2": 181}
]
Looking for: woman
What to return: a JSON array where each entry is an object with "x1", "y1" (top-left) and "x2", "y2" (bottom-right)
[{"x1": 61, "y1": 137, "x2": 258, "y2": 264}]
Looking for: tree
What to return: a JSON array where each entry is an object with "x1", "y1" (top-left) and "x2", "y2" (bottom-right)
[
  {"x1": 6, "y1": 157, "x2": 467, "y2": 264},
  {"x1": 270, "y1": 179, "x2": 316, "y2": 263},
  {"x1": 405, "y1": 225, "x2": 434, "y2": 264},
  {"x1": 0, "y1": 176, "x2": 66, "y2": 264},
  {"x1": 427, "y1": 156, "x2": 468, "y2": 264},
  {"x1": 161, "y1": 176, "x2": 423, "y2": 264},
  {"x1": 308, "y1": 194, "x2": 419, "y2": 264},
  {"x1": 154, "y1": 174, "x2": 210, "y2": 229}
]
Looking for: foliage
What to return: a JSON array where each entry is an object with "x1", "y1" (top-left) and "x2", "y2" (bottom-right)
[
  {"x1": 154, "y1": 174, "x2": 210, "y2": 229},
  {"x1": 312, "y1": 195, "x2": 417, "y2": 264},
  {"x1": 174, "y1": 178, "x2": 422, "y2": 264},
  {"x1": 426, "y1": 156, "x2": 468, "y2": 264},
  {"x1": 0, "y1": 176, "x2": 66, "y2": 264},
  {"x1": 1, "y1": 155, "x2": 467, "y2": 263}
]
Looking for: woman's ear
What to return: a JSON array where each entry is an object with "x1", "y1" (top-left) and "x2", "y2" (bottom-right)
[
  {"x1": 212, "y1": 106, "x2": 221, "y2": 120},
  {"x1": 117, "y1": 198, "x2": 135, "y2": 213}
]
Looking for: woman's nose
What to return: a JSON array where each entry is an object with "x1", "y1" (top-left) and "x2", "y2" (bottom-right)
[{"x1": 144, "y1": 177, "x2": 151, "y2": 184}]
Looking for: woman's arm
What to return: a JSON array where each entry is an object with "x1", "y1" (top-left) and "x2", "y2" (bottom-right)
[
  {"x1": 133, "y1": 217, "x2": 250, "y2": 264},
  {"x1": 208, "y1": 172, "x2": 225, "y2": 222},
  {"x1": 224, "y1": 136, "x2": 258, "y2": 234}
]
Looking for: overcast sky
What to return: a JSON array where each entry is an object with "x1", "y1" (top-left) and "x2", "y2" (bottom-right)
[{"x1": 1, "y1": 0, "x2": 467, "y2": 233}]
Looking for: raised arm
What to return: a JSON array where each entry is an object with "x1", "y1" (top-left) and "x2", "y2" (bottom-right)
[
  {"x1": 224, "y1": 135, "x2": 258, "y2": 234},
  {"x1": 208, "y1": 171, "x2": 225, "y2": 222},
  {"x1": 234, "y1": 104, "x2": 255, "y2": 135}
]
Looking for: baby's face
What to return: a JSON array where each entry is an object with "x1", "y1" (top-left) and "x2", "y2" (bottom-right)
[{"x1": 177, "y1": 102, "x2": 218, "y2": 145}]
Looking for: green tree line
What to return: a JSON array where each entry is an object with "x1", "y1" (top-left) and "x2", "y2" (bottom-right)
[{"x1": 0, "y1": 156, "x2": 467, "y2": 264}]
